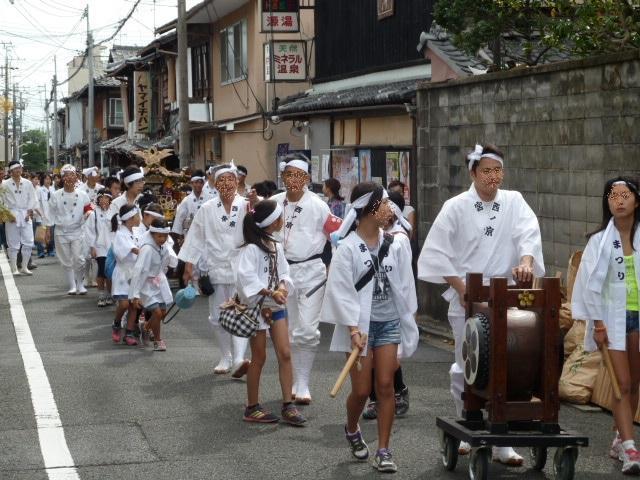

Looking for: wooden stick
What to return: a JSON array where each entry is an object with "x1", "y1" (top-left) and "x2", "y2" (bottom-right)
[
  {"x1": 330, "y1": 335, "x2": 367, "y2": 398},
  {"x1": 601, "y1": 344, "x2": 622, "y2": 401}
]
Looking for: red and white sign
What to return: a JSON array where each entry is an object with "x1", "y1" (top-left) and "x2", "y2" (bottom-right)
[{"x1": 261, "y1": 0, "x2": 300, "y2": 32}]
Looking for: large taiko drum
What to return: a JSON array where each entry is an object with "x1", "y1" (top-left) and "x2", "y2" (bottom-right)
[{"x1": 461, "y1": 308, "x2": 543, "y2": 401}]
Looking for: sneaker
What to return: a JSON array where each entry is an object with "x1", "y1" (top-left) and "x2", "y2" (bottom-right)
[
  {"x1": 611, "y1": 432, "x2": 623, "y2": 460},
  {"x1": 153, "y1": 339, "x2": 167, "y2": 351},
  {"x1": 37, "y1": 253, "x2": 46, "y2": 259},
  {"x1": 345, "y1": 425, "x2": 369, "y2": 460},
  {"x1": 362, "y1": 401, "x2": 378, "y2": 420},
  {"x1": 111, "y1": 326, "x2": 122, "y2": 343},
  {"x1": 395, "y1": 387, "x2": 409, "y2": 416},
  {"x1": 124, "y1": 333, "x2": 139, "y2": 346},
  {"x1": 372, "y1": 448, "x2": 398, "y2": 473},
  {"x1": 281, "y1": 404, "x2": 306, "y2": 427},
  {"x1": 621, "y1": 448, "x2": 640, "y2": 474},
  {"x1": 97, "y1": 296, "x2": 106, "y2": 308},
  {"x1": 105, "y1": 296, "x2": 114, "y2": 306},
  {"x1": 140, "y1": 324, "x2": 151, "y2": 347},
  {"x1": 243, "y1": 404, "x2": 279, "y2": 423}
]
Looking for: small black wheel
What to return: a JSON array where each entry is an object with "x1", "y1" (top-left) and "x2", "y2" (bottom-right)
[
  {"x1": 554, "y1": 447, "x2": 576, "y2": 480},
  {"x1": 530, "y1": 446, "x2": 547, "y2": 471},
  {"x1": 440, "y1": 431, "x2": 459, "y2": 471},
  {"x1": 469, "y1": 447, "x2": 489, "y2": 480}
]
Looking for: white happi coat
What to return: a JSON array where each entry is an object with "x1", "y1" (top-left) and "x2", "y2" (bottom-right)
[
  {"x1": 79, "y1": 182, "x2": 104, "y2": 204},
  {"x1": 203, "y1": 182, "x2": 218, "y2": 199},
  {"x1": 235, "y1": 242, "x2": 294, "y2": 320},
  {"x1": 111, "y1": 225, "x2": 140, "y2": 296},
  {"x1": 572, "y1": 220, "x2": 640, "y2": 352},
  {"x1": 109, "y1": 192, "x2": 141, "y2": 217},
  {"x1": 172, "y1": 191, "x2": 209, "y2": 236},
  {"x1": 36, "y1": 185, "x2": 55, "y2": 224},
  {"x1": 321, "y1": 230, "x2": 419, "y2": 358},
  {"x1": 47, "y1": 189, "x2": 91, "y2": 241},
  {"x1": 271, "y1": 189, "x2": 331, "y2": 286},
  {"x1": 84, "y1": 207, "x2": 115, "y2": 257},
  {"x1": 417, "y1": 184, "x2": 545, "y2": 315},
  {"x1": 129, "y1": 231, "x2": 178, "y2": 308},
  {"x1": 178, "y1": 194, "x2": 248, "y2": 284},
  {"x1": 1, "y1": 177, "x2": 38, "y2": 227}
]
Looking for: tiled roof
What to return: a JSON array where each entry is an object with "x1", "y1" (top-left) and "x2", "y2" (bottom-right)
[
  {"x1": 108, "y1": 45, "x2": 141, "y2": 65},
  {"x1": 95, "y1": 76, "x2": 121, "y2": 88},
  {"x1": 420, "y1": 22, "x2": 573, "y2": 76},
  {"x1": 275, "y1": 79, "x2": 419, "y2": 116}
]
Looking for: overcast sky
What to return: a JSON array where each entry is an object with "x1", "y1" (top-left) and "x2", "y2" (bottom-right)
[{"x1": 2, "y1": 0, "x2": 200, "y2": 131}]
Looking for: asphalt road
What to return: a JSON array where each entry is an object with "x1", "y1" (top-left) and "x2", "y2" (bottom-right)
[{"x1": 0, "y1": 254, "x2": 635, "y2": 479}]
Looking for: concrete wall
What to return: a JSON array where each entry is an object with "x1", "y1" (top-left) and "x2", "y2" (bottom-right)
[{"x1": 416, "y1": 50, "x2": 640, "y2": 323}]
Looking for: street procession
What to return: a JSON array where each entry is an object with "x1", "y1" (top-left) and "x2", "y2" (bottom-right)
[{"x1": 2, "y1": 1, "x2": 640, "y2": 479}]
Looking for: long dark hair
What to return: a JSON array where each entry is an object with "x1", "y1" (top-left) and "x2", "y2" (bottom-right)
[
  {"x1": 345, "y1": 182, "x2": 385, "y2": 236},
  {"x1": 324, "y1": 178, "x2": 344, "y2": 201},
  {"x1": 242, "y1": 199, "x2": 279, "y2": 253},
  {"x1": 588, "y1": 176, "x2": 640, "y2": 250},
  {"x1": 111, "y1": 204, "x2": 137, "y2": 232}
]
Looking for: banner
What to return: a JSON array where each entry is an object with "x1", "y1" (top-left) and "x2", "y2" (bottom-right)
[{"x1": 134, "y1": 71, "x2": 150, "y2": 133}]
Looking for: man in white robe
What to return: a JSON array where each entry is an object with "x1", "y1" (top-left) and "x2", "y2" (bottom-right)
[
  {"x1": 79, "y1": 166, "x2": 103, "y2": 204},
  {"x1": 179, "y1": 164, "x2": 250, "y2": 377},
  {"x1": 172, "y1": 170, "x2": 210, "y2": 239},
  {"x1": 1, "y1": 160, "x2": 39, "y2": 275},
  {"x1": 203, "y1": 165, "x2": 219, "y2": 199},
  {"x1": 417, "y1": 144, "x2": 544, "y2": 465},
  {"x1": 271, "y1": 154, "x2": 342, "y2": 404}
]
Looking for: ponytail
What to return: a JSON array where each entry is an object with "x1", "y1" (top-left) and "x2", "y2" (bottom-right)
[{"x1": 242, "y1": 200, "x2": 279, "y2": 253}]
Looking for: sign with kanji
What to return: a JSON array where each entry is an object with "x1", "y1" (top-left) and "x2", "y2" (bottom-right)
[
  {"x1": 134, "y1": 71, "x2": 150, "y2": 133},
  {"x1": 264, "y1": 41, "x2": 307, "y2": 82},
  {"x1": 261, "y1": 0, "x2": 299, "y2": 33}
]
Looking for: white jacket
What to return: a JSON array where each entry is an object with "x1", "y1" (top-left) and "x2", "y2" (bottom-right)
[
  {"x1": 129, "y1": 231, "x2": 178, "y2": 308},
  {"x1": 236, "y1": 242, "x2": 294, "y2": 307},
  {"x1": 84, "y1": 208, "x2": 115, "y2": 257}
]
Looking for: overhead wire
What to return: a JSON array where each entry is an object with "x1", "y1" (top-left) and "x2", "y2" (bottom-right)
[{"x1": 95, "y1": 0, "x2": 144, "y2": 46}]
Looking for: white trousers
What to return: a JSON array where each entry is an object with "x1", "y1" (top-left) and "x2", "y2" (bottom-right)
[
  {"x1": 288, "y1": 261, "x2": 325, "y2": 349},
  {"x1": 5, "y1": 221, "x2": 34, "y2": 260},
  {"x1": 55, "y1": 235, "x2": 86, "y2": 272},
  {"x1": 448, "y1": 312, "x2": 466, "y2": 418},
  {"x1": 207, "y1": 284, "x2": 236, "y2": 326}
]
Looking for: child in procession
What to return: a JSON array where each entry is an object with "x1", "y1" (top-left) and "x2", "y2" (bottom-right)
[
  {"x1": 572, "y1": 176, "x2": 640, "y2": 475},
  {"x1": 85, "y1": 189, "x2": 115, "y2": 307},
  {"x1": 110, "y1": 204, "x2": 141, "y2": 346},
  {"x1": 235, "y1": 199, "x2": 306, "y2": 426},
  {"x1": 130, "y1": 218, "x2": 177, "y2": 351},
  {"x1": 321, "y1": 182, "x2": 419, "y2": 473}
]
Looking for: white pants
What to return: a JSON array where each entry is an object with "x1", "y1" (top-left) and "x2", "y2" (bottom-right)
[
  {"x1": 448, "y1": 311, "x2": 466, "y2": 417},
  {"x1": 207, "y1": 283, "x2": 236, "y2": 326},
  {"x1": 55, "y1": 235, "x2": 86, "y2": 272},
  {"x1": 288, "y1": 261, "x2": 325, "y2": 349},
  {"x1": 5, "y1": 221, "x2": 34, "y2": 260}
]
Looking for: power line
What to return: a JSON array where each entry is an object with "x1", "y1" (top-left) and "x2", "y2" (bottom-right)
[{"x1": 95, "y1": 0, "x2": 144, "y2": 46}]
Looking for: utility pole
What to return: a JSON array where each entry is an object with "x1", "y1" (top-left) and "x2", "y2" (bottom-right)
[
  {"x1": 177, "y1": 0, "x2": 191, "y2": 168},
  {"x1": 44, "y1": 83, "x2": 50, "y2": 169},
  {"x1": 53, "y1": 55, "x2": 58, "y2": 169},
  {"x1": 3, "y1": 49, "x2": 8, "y2": 164},
  {"x1": 12, "y1": 83, "x2": 17, "y2": 162},
  {"x1": 17, "y1": 89, "x2": 22, "y2": 162},
  {"x1": 86, "y1": 5, "x2": 95, "y2": 169}
]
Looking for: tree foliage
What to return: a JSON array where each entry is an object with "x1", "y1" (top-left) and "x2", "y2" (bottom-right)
[
  {"x1": 21, "y1": 129, "x2": 48, "y2": 172},
  {"x1": 433, "y1": 0, "x2": 640, "y2": 68}
]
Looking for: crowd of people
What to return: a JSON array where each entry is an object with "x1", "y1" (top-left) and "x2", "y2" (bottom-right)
[{"x1": 1, "y1": 146, "x2": 639, "y2": 475}]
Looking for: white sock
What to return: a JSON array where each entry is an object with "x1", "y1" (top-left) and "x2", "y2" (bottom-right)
[{"x1": 622, "y1": 440, "x2": 636, "y2": 451}]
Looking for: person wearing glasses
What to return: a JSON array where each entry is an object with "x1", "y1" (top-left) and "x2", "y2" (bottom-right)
[{"x1": 417, "y1": 144, "x2": 544, "y2": 466}]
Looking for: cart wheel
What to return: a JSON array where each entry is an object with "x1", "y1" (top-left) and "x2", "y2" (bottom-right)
[
  {"x1": 468, "y1": 447, "x2": 489, "y2": 480},
  {"x1": 553, "y1": 447, "x2": 576, "y2": 480},
  {"x1": 440, "y1": 431, "x2": 459, "y2": 471},
  {"x1": 530, "y1": 446, "x2": 547, "y2": 471},
  {"x1": 462, "y1": 313, "x2": 491, "y2": 390}
]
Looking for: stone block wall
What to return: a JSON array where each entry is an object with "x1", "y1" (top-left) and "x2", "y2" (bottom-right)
[{"x1": 416, "y1": 51, "x2": 640, "y2": 322}]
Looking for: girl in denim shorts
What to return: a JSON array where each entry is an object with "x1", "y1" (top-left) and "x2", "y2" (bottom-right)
[
  {"x1": 573, "y1": 177, "x2": 640, "y2": 475},
  {"x1": 321, "y1": 182, "x2": 419, "y2": 473}
]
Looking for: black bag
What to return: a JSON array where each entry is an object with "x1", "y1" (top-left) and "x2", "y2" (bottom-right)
[{"x1": 198, "y1": 274, "x2": 215, "y2": 296}]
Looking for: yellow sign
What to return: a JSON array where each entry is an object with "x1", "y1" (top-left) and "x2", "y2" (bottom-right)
[{"x1": 134, "y1": 71, "x2": 150, "y2": 133}]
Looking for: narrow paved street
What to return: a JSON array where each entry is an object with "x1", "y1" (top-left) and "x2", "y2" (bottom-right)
[{"x1": 0, "y1": 255, "x2": 634, "y2": 479}]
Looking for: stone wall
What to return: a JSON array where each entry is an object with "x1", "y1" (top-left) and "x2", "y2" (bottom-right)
[{"x1": 416, "y1": 50, "x2": 640, "y2": 323}]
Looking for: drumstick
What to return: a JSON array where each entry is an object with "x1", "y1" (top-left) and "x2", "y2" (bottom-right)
[
  {"x1": 330, "y1": 334, "x2": 367, "y2": 398},
  {"x1": 601, "y1": 344, "x2": 622, "y2": 401}
]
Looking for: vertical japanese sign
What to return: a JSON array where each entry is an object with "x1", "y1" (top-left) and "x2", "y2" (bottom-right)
[
  {"x1": 261, "y1": 0, "x2": 300, "y2": 33},
  {"x1": 134, "y1": 71, "x2": 150, "y2": 133},
  {"x1": 264, "y1": 41, "x2": 307, "y2": 82}
]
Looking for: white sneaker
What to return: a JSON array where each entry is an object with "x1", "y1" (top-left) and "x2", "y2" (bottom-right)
[
  {"x1": 492, "y1": 446, "x2": 524, "y2": 466},
  {"x1": 19, "y1": 266, "x2": 33, "y2": 275},
  {"x1": 611, "y1": 432, "x2": 623, "y2": 460},
  {"x1": 621, "y1": 448, "x2": 640, "y2": 474}
]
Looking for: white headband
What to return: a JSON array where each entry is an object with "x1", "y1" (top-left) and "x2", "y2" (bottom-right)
[
  {"x1": 9, "y1": 161, "x2": 23, "y2": 171},
  {"x1": 98, "y1": 192, "x2": 112, "y2": 199},
  {"x1": 280, "y1": 159, "x2": 309, "y2": 173},
  {"x1": 149, "y1": 226, "x2": 171, "y2": 233},
  {"x1": 335, "y1": 188, "x2": 389, "y2": 239},
  {"x1": 256, "y1": 203, "x2": 283, "y2": 228},
  {"x1": 120, "y1": 208, "x2": 139, "y2": 222},
  {"x1": 123, "y1": 171, "x2": 144, "y2": 184},
  {"x1": 144, "y1": 210, "x2": 164, "y2": 219},
  {"x1": 389, "y1": 202, "x2": 412, "y2": 232},
  {"x1": 191, "y1": 176, "x2": 205, "y2": 182},
  {"x1": 83, "y1": 167, "x2": 99, "y2": 177},
  {"x1": 61, "y1": 164, "x2": 76, "y2": 174},
  {"x1": 214, "y1": 166, "x2": 238, "y2": 180},
  {"x1": 467, "y1": 144, "x2": 504, "y2": 171},
  {"x1": 613, "y1": 181, "x2": 628, "y2": 186}
]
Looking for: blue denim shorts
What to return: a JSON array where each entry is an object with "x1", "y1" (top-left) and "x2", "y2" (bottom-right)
[
  {"x1": 112, "y1": 294, "x2": 128, "y2": 301},
  {"x1": 367, "y1": 319, "x2": 401, "y2": 349},
  {"x1": 626, "y1": 311, "x2": 639, "y2": 335},
  {"x1": 146, "y1": 302, "x2": 167, "y2": 312}
]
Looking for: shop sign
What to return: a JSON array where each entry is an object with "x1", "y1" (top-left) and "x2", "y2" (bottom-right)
[
  {"x1": 264, "y1": 41, "x2": 307, "y2": 82},
  {"x1": 134, "y1": 71, "x2": 150, "y2": 133},
  {"x1": 261, "y1": 0, "x2": 300, "y2": 32}
]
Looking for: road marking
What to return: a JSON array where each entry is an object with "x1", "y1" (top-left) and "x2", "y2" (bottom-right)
[{"x1": 0, "y1": 254, "x2": 80, "y2": 480}]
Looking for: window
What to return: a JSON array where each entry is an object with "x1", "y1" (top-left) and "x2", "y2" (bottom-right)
[
  {"x1": 220, "y1": 19, "x2": 247, "y2": 84},
  {"x1": 108, "y1": 98, "x2": 124, "y2": 128},
  {"x1": 191, "y1": 43, "x2": 210, "y2": 99}
]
